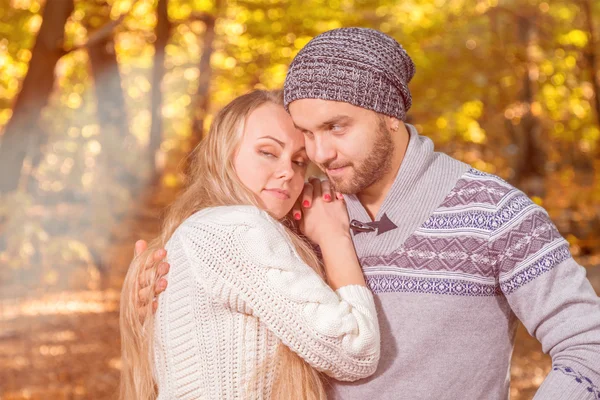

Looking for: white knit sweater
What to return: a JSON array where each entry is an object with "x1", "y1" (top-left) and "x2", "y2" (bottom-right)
[{"x1": 153, "y1": 205, "x2": 380, "y2": 399}]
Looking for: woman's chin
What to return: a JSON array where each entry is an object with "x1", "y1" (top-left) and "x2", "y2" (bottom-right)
[
  {"x1": 271, "y1": 208, "x2": 289, "y2": 220},
  {"x1": 258, "y1": 196, "x2": 292, "y2": 219},
  {"x1": 264, "y1": 204, "x2": 290, "y2": 220}
]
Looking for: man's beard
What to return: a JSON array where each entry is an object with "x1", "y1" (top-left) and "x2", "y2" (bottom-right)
[{"x1": 321, "y1": 119, "x2": 395, "y2": 195}]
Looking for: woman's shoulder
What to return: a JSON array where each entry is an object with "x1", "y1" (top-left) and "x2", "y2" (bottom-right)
[
  {"x1": 181, "y1": 205, "x2": 278, "y2": 232},
  {"x1": 173, "y1": 205, "x2": 296, "y2": 264}
]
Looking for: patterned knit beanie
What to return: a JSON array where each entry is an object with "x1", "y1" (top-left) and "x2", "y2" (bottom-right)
[{"x1": 283, "y1": 27, "x2": 416, "y2": 121}]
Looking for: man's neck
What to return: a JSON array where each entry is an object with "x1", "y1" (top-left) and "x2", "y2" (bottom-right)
[{"x1": 357, "y1": 123, "x2": 410, "y2": 220}]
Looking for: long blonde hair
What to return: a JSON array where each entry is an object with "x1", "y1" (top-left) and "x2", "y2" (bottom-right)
[{"x1": 119, "y1": 90, "x2": 328, "y2": 400}]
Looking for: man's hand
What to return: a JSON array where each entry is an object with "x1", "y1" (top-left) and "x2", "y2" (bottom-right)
[{"x1": 135, "y1": 240, "x2": 170, "y2": 321}]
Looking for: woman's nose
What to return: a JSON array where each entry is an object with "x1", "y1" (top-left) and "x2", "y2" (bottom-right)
[{"x1": 276, "y1": 159, "x2": 295, "y2": 180}]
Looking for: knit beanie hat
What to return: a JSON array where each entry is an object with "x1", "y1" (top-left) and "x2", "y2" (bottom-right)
[{"x1": 283, "y1": 27, "x2": 416, "y2": 121}]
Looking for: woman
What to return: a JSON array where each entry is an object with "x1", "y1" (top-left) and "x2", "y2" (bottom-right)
[{"x1": 119, "y1": 90, "x2": 380, "y2": 399}]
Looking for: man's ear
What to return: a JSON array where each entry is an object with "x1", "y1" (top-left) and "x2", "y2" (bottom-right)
[{"x1": 385, "y1": 116, "x2": 401, "y2": 132}]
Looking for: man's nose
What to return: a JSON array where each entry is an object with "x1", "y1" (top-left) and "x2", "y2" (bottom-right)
[{"x1": 312, "y1": 136, "x2": 336, "y2": 165}]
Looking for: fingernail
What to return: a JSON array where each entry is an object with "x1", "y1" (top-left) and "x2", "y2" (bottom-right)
[
  {"x1": 324, "y1": 194, "x2": 331, "y2": 201},
  {"x1": 302, "y1": 201, "x2": 310, "y2": 207},
  {"x1": 294, "y1": 212, "x2": 301, "y2": 220}
]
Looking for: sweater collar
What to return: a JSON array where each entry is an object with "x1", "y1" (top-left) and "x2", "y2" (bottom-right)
[
  {"x1": 343, "y1": 124, "x2": 469, "y2": 257},
  {"x1": 344, "y1": 124, "x2": 433, "y2": 222}
]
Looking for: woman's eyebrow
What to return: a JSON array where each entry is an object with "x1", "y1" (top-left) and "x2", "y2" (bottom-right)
[{"x1": 258, "y1": 135, "x2": 285, "y2": 147}]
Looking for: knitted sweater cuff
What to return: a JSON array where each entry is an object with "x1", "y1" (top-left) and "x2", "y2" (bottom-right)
[
  {"x1": 336, "y1": 284, "x2": 374, "y2": 303},
  {"x1": 336, "y1": 284, "x2": 376, "y2": 315},
  {"x1": 533, "y1": 365, "x2": 600, "y2": 400}
]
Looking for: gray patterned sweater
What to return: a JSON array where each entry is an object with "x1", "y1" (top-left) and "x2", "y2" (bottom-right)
[{"x1": 329, "y1": 125, "x2": 600, "y2": 400}]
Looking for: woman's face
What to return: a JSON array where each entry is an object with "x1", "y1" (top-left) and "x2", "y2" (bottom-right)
[{"x1": 233, "y1": 102, "x2": 309, "y2": 219}]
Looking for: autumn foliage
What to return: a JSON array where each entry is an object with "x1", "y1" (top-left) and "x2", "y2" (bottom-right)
[{"x1": 0, "y1": 0, "x2": 598, "y2": 399}]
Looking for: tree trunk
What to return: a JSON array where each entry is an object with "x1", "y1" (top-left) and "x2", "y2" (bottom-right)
[
  {"x1": 149, "y1": 0, "x2": 171, "y2": 174},
  {"x1": 88, "y1": 38, "x2": 129, "y2": 140},
  {"x1": 511, "y1": 15, "x2": 545, "y2": 197},
  {"x1": 83, "y1": 2, "x2": 134, "y2": 281},
  {"x1": 580, "y1": 0, "x2": 600, "y2": 164},
  {"x1": 581, "y1": 0, "x2": 600, "y2": 129},
  {"x1": 0, "y1": 1, "x2": 74, "y2": 194},
  {"x1": 189, "y1": 7, "x2": 220, "y2": 150},
  {"x1": 84, "y1": 1, "x2": 136, "y2": 190}
]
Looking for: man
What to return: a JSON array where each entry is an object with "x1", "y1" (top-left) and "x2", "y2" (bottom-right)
[{"x1": 136, "y1": 28, "x2": 600, "y2": 399}]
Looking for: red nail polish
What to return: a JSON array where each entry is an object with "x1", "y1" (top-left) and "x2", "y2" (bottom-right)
[
  {"x1": 294, "y1": 212, "x2": 301, "y2": 220},
  {"x1": 302, "y1": 201, "x2": 310, "y2": 207},
  {"x1": 324, "y1": 194, "x2": 331, "y2": 201}
]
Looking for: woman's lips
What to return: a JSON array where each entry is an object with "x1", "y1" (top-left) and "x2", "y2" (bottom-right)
[{"x1": 263, "y1": 189, "x2": 290, "y2": 200}]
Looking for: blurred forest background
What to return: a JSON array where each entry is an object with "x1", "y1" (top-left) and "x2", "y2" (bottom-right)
[{"x1": 0, "y1": 0, "x2": 599, "y2": 399}]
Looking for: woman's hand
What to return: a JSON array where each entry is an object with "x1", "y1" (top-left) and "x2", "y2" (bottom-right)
[
  {"x1": 293, "y1": 178, "x2": 365, "y2": 290},
  {"x1": 294, "y1": 177, "x2": 349, "y2": 246}
]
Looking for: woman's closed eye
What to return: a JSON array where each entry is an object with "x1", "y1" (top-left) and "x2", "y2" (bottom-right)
[{"x1": 259, "y1": 150, "x2": 277, "y2": 158}]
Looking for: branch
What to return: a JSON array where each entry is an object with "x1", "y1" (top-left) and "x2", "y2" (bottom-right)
[
  {"x1": 186, "y1": 11, "x2": 216, "y2": 26},
  {"x1": 60, "y1": 0, "x2": 141, "y2": 55},
  {"x1": 484, "y1": 5, "x2": 524, "y2": 20},
  {"x1": 487, "y1": 3, "x2": 543, "y2": 19},
  {"x1": 64, "y1": 14, "x2": 126, "y2": 55}
]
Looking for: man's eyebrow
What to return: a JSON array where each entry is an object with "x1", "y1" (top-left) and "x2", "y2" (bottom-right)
[
  {"x1": 294, "y1": 115, "x2": 352, "y2": 132},
  {"x1": 258, "y1": 136, "x2": 285, "y2": 147},
  {"x1": 318, "y1": 115, "x2": 351, "y2": 129},
  {"x1": 293, "y1": 123, "x2": 309, "y2": 132}
]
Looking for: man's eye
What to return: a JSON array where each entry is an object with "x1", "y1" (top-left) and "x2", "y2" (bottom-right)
[{"x1": 331, "y1": 124, "x2": 343, "y2": 132}]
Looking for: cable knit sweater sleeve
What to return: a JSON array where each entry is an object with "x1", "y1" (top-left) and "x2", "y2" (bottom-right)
[{"x1": 176, "y1": 206, "x2": 381, "y2": 382}]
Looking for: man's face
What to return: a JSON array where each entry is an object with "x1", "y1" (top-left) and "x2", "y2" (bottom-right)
[{"x1": 288, "y1": 99, "x2": 395, "y2": 194}]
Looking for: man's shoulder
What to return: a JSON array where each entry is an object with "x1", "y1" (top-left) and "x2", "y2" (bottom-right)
[
  {"x1": 438, "y1": 167, "x2": 527, "y2": 211},
  {"x1": 423, "y1": 167, "x2": 546, "y2": 237}
]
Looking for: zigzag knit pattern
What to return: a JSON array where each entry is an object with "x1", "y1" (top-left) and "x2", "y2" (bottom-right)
[
  {"x1": 153, "y1": 206, "x2": 380, "y2": 400},
  {"x1": 361, "y1": 168, "x2": 571, "y2": 296}
]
